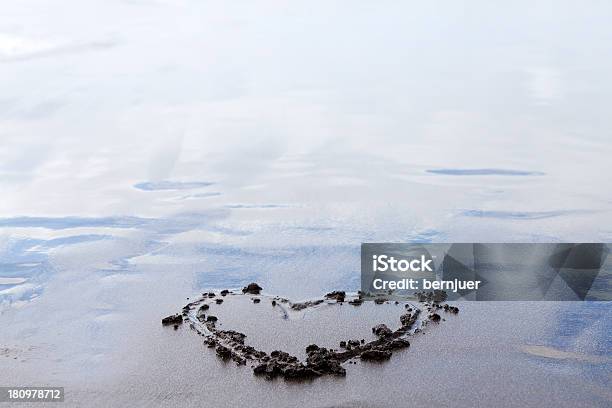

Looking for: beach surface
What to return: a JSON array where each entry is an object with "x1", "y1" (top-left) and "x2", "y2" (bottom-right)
[
  {"x1": 2, "y1": 277, "x2": 610, "y2": 407},
  {"x1": 2, "y1": 1, "x2": 612, "y2": 406}
]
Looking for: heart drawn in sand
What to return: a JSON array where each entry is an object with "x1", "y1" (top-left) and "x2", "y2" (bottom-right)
[{"x1": 162, "y1": 283, "x2": 459, "y2": 381}]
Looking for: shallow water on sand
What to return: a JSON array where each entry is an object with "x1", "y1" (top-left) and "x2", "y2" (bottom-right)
[{"x1": 2, "y1": 1, "x2": 612, "y2": 406}]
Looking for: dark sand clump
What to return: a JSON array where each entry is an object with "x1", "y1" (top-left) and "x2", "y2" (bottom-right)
[
  {"x1": 161, "y1": 314, "x2": 182, "y2": 326},
  {"x1": 163, "y1": 285, "x2": 459, "y2": 381},
  {"x1": 242, "y1": 283, "x2": 262, "y2": 295}
]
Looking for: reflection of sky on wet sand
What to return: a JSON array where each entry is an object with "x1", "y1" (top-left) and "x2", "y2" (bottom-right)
[{"x1": 1, "y1": 1, "x2": 611, "y2": 406}]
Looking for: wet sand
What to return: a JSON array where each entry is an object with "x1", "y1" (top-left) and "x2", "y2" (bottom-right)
[
  {"x1": 71, "y1": 303, "x2": 612, "y2": 407},
  {"x1": 2, "y1": 278, "x2": 610, "y2": 407}
]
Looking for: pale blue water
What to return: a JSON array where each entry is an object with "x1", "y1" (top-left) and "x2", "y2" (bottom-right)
[{"x1": 1, "y1": 1, "x2": 611, "y2": 406}]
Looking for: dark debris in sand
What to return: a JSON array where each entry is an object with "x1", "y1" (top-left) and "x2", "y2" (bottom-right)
[
  {"x1": 161, "y1": 314, "x2": 182, "y2": 326},
  {"x1": 242, "y1": 282, "x2": 262, "y2": 295}
]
